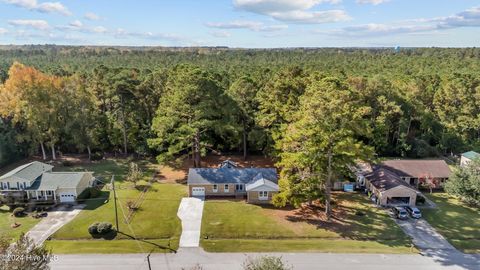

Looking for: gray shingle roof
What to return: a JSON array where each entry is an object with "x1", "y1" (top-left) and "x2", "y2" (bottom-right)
[
  {"x1": 188, "y1": 167, "x2": 278, "y2": 185},
  {"x1": 27, "y1": 172, "x2": 92, "y2": 191},
  {"x1": 365, "y1": 166, "x2": 415, "y2": 192},
  {"x1": 0, "y1": 161, "x2": 53, "y2": 183}
]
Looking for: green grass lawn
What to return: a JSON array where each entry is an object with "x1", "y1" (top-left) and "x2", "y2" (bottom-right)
[
  {"x1": 423, "y1": 193, "x2": 480, "y2": 253},
  {"x1": 201, "y1": 193, "x2": 414, "y2": 253},
  {"x1": 45, "y1": 158, "x2": 187, "y2": 253},
  {"x1": 0, "y1": 206, "x2": 41, "y2": 242},
  {"x1": 45, "y1": 238, "x2": 179, "y2": 254}
]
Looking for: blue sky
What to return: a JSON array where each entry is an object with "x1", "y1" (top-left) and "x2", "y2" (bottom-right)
[{"x1": 0, "y1": 0, "x2": 479, "y2": 47}]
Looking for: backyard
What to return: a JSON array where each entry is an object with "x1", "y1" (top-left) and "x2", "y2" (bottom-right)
[
  {"x1": 423, "y1": 193, "x2": 480, "y2": 253},
  {"x1": 43, "y1": 157, "x2": 187, "y2": 253},
  {"x1": 201, "y1": 192, "x2": 415, "y2": 253}
]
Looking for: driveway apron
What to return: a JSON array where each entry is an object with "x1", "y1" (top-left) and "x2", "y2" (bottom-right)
[{"x1": 26, "y1": 205, "x2": 84, "y2": 246}]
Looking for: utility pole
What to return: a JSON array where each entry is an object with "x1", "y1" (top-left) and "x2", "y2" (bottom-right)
[{"x1": 111, "y1": 175, "x2": 119, "y2": 232}]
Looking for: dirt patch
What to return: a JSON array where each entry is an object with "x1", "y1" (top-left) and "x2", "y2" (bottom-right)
[{"x1": 262, "y1": 194, "x2": 352, "y2": 235}]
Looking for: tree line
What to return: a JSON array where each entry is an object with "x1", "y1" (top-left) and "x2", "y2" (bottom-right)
[{"x1": 1, "y1": 46, "x2": 480, "y2": 215}]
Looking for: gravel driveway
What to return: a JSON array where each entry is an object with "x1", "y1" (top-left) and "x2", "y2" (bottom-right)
[{"x1": 177, "y1": 197, "x2": 204, "y2": 248}]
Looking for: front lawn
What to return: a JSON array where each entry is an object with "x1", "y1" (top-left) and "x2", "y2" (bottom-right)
[
  {"x1": 0, "y1": 206, "x2": 41, "y2": 242},
  {"x1": 423, "y1": 193, "x2": 480, "y2": 253},
  {"x1": 201, "y1": 192, "x2": 414, "y2": 253},
  {"x1": 45, "y1": 158, "x2": 187, "y2": 253}
]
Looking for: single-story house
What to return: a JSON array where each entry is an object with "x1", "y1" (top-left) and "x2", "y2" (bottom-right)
[
  {"x1": 380, "y1": 159, "x2": 451, "y2": 189},
  {"x1": 0, "y1": 161, "x2": 94, "y2": 204},
  {"x1": 187, "y1": 160, "x2": 279, "y2": 204},
  {"x1": 364, "y1": 166, "x2": 418, "y2": 206},
  {"x1": 460, "y1": 151, "x2": 480, "y2": 167}
]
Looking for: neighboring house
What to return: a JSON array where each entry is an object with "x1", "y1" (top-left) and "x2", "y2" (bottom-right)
[
  {"x1": 364, "y1": 166, "x2": 418, "y2": 206},
  {"x1": 380, "y1": 159, "x2": 451, "y2": 189},
  {"x1": 460, "y1": 151, "x2": 480, "y2": 167},
  {"x1": 187, "y1": 160, "x2": 279, "y2": 204},
  {"x1": 0, "y1": 161, "x2": 94, "y2": 204}
]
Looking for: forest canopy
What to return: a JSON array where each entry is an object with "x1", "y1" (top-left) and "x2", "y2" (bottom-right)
[{"x1": 1, "y1": 45, "x2": 479, "y2": 211}]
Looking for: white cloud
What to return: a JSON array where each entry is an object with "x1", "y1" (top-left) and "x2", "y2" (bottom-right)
[
  {"x1": 69, "y1": 20, "x2": 82, "y2": 28},
  {"x1": 233, "y1": 0, "x2": 348, "y2": 24},
  {"x1": 324, "y1": 6, "x2": 480, "y2": 37},
  {"x1": 3, "y1": 0, "x2": 71, "y2": 16},
  {"x1": 8, "y1": 19, "x2": 50, "y2": 30},
  {"x1": 92, "y1": 26, "x2": 107, "y2": 33},
  {"x1": 356, "y1": 0, "x2": 389, "y2": 5},
  {"x1": 210, "y1": 30, "x2": 231, "y2": 38},
  {"x1": 0, "y1": 28, "x2": 8, "y2": 34},
  {"x1": 206, "y1": 20, "x2": 288, "y2": 32},
  {"x1": 84, "y1": 12, "x2": 101, "y2": 21}
]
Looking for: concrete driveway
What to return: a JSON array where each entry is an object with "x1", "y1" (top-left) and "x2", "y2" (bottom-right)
[
  {"x1": 177, "y1": 197, "x2": 204, "y2": 247},
  {"x1": 394, "y1": 218, "x2": 455, "y2": 250},
  {"x1": 26, "y1": 204, "x2": 84, "y2": 246}
]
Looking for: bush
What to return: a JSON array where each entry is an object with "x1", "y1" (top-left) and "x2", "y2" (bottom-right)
[
  {"x1": 416, "y1": 195, "x2": 426, "y2": 205},
  {"x1": 355, "y1": 211, "x2": 365, "y2": 216},
  {"x1": 88, "y1": 223, "x2": 100, "y2": 235},
  {"x1": 97, "y1": 222, "x2": 113, "y2": 235},
  {"x1": 90, "y1": 152, "x2": 104, "y2": 161},
  {"x1": 12, "y1": 207, "x2": 25, "y2": 217},
  {"x1": 243, "y1": 256, "x2": 292, "y2": 270},
  {"x1": 62, "y1": 160, "x2": 73, "y2": 167}
]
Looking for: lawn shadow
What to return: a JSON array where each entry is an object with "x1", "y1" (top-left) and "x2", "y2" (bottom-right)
[
  {"x1": 82, "y1": 191, "x2": 111, "y2": 211},
  {"x1": 117, "y1": 231, "x2": 177, "y2": 253}
]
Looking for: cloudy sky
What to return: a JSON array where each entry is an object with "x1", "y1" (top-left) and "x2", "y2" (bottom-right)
[{"x1": 0, "y1": 0, "x2": 479, "y2": 47}]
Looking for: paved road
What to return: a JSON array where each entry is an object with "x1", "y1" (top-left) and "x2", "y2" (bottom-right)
[
  {"x1": 177, "y1": 197, "x2": 204, "y2": 247},
  {"x1": 50, "y1": 248, "x2": 480, "y2": 270},
  {"x1": 26, "y1": 204, "x2": 84, "y2": 246}
]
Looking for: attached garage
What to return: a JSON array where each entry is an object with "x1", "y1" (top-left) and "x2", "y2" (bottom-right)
[
  {"x1": 191, "y1": 187, "x2": 205, "y2": 197},
  {"x1": 59, "y1": 192, "x2": 76, "y2": 203},
  {"x1": 365, "y1": 167, "x2": 418, "y2": 206}
]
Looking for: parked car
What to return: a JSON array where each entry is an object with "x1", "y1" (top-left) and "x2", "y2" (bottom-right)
[
  {"x1": 405, "y1": 206, "x2": 422, "y2": 218},
  {"x1": 391, "y1": 207, "x2": 408, "y2": 219}
]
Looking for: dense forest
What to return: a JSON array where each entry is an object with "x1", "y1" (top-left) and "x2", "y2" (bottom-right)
[{"x1": 1, "y1": 45, "x2": 479, "y2": 212}]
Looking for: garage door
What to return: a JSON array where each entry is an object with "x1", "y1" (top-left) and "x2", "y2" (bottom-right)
[
  {"x1": 192, "y1": 187, "x2": 205, "y2": 197},
  {"x1": 59, "y1": 192, "x2": 76, "y2": 203}
]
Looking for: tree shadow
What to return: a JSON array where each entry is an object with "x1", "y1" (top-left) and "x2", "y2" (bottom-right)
[
  {"x1": 117, "y1": 231, "x2": 177, "y2": 253},
  {"x1": 82, "y1": 191, "x2": 111, "y2": 211}
]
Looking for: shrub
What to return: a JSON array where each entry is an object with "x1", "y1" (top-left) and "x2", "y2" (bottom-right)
[
  {"x1": 96, "y1": 222, "x2": 113, "y2": 235},
  {"x1": 126, "y1": 200, "x2": 138, "y2": 211},
  {"x1": 416, "y1": 195, "x2": 426, "y2": 205},
  {"x1": 90, "y1": 152, "x2": 104, "y2": 161},
  {"x1": 355, "y1": 211, "x2": 365, "y2": 216},
  {"x1": 243, "y1": 256, "x2": 292, "y2": 270},
  {"x1": 62, "y1": 160, "x2": 73, "y2": 167},
  {"x1": 88, "y1": 223, "x2": 100, "y2": 235},
  {"x1": 12, "y1": 207, "x2": 25, "y2": 217}
]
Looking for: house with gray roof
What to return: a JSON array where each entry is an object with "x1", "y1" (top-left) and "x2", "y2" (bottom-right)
[
  {"x1": 0, "y1": 161, "x2": 94, "y2": 204},
  {"x1": 187, "y1": 160, "x2": 279, "y2": 204}
]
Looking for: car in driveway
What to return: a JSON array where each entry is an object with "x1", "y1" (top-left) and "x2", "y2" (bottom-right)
[
  {"x1": 405, "y1": 206, "x2": 422, "y2": 218},
  {"x1": 391, "y1": 206, "x2": 408, "y2": 219}
]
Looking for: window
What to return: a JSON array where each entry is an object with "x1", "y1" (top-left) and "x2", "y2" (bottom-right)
[
  {"x1": 224, "y1": 184, "x2": 229, "y2": 192},
  {"x1": 235, "y1": 184, "x2": 243, "y2": 191},
  {"x1": 259, "y1": 191, "x2": 268, "y2": 200},
  {"x1": 46, "y1": 190, "x2": 52, "y2": 196},
  {"x1": 213, "y1": 184, "x2": 218, "y2": 192}
]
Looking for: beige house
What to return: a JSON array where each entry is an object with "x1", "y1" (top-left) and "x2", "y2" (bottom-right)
[
  {"x1": 0, "y1": 161, "x2": 94, "y2": 204},
  {"x1": 187, "y1": 160, "x2": 278, "y2": 204},
  {"x1": 364, "y1": 167, "x2": 418, "y2": 206}
]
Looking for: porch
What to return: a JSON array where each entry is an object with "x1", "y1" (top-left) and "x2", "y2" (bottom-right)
[{"x1": 27, "y1": 189, "x2": 57, "y2": 202}]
